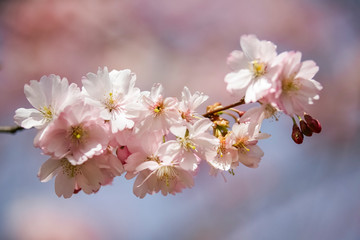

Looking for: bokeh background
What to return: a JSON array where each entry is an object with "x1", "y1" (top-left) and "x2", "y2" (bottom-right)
[{"x1": 0, "y1": 0, "x2": 359, "y2": 239}]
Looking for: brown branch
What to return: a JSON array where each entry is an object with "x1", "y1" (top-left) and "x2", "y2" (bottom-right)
[
  {"x1": 203, "y1": 98, "x2": 245, "y2": 118},
  {"x1": 0, "y1": 125, "x2": 25, "y2": 134}
]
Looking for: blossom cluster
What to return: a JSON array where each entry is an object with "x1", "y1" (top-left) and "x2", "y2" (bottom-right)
[{"x1": 14, "y1": 35, "x2": 322, "y2": 198}]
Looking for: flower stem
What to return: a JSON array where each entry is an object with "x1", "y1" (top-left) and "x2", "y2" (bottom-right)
[{"x1": 203, "y1": 98, "x2": 245, "y2": 118}]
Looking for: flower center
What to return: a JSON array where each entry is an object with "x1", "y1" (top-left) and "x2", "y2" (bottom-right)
[
  {"x1": 264, "y1": 104, "x2": 278, "y2": 120},
  {"x1": 153, "y1": 100, "x2": 165, "y2": 115},
  {"x1": 282, "y1": 75, "x2": 300, "y2": 93},
  {"x1": 70, "y1": 125, "x2": 86, "y2": 142},
  {"x1": 156, "y1": 165, "x2": 177, "y2": 186},
  {"x1": 217, "y1": 136, "x2": 227, "y2": 157},
  {"x1": 104, "y1": 92, "x2": 120, "y2": 112},
  {"x1": 178, "y1": 129, "x2": 196, "y2": 151},
  {"x1": 146, "y1": 155, "x2": 161, "y2": 164},
  {"x1": 40, "y1": 105, "x2": 53, "y2": 121},
  {"x1": 251, "y1": 60, "x2": 266, "y2": 78},
  {"x1": 233, "y1": 137, "x2": 250, "y2": 153},
  {"x1": 61, "y1": 159, "x2": 82, "y2": 178}
]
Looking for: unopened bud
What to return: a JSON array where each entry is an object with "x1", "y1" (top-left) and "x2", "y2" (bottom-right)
[
  {"x1": 299, "y1": 120, "x2": 312, "y2": 137},
  {"x1": 292, "y1": 123, "x2": 303, "y2": 144},
  {"x1": 73, "y1": 188, "x2": 82, "y2": 194},
  {"x1": 206, "y1": 102, "x2": 223, "y2": 114},
  {"x1": 304, "y1": 114, "x2": 322, "y2": 133},
  {"x1": 116, "y1": 146, "x2": 131, "y2": 165},
  {"x1": 214, "y1": 118, "x2": 229, "y2": 128}
]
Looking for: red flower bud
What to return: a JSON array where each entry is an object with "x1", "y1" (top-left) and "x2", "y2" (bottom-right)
[
  {"x1": 292, "y1": 123, "x2": 304, "y2": 144},
  {"x1": 299, "y1": 120, "x2": 313, "y2": 137},
  {"x1": 304, "y1": 114, "x2": 322, "y2": 133}
]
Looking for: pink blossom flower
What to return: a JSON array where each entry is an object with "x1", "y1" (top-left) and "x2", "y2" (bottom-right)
[
  {"x1": 228, "y1": 122, "x2": 270, "y2": 168},
  {"x1": 273, "y1": 51, "x2": 322, "y2": 116},
  {"x1": 135, "y1": 155, "x2": 194, "y2": 198},
  {"x1": 95, "y1": 148, "x2": 124, "y2": 185},
  {"x1": 178, "y1": 86, "x2": 208, "y2": 123},
  {"x1": 162, "y1": 118, "x2": 219, "y2": 171},
  {"x1": 82, "y1": 67, "x2": 141, "y2": 133},
  {"x1": 135, "y1": 83, "x2": 181, "y2": 135},
  {"x1": 240, "y1": 102, "x2": 278, "y2": 136},
  {"x1": 116, "y1": 146, "x2": 131, "y2": 165},
  {"x1": 208, "y1": 135, "x2": 237, "y2": 173},
  {"x1": 123, "y1": 132, "x2": 164, "y2": 180},
  {"x1": 14, "y1": 75, "x2": 80, "y2": 129},
  {"x1": 38, "y1": 154, "x2": 121, "y2": 198},
  {"x1": 37, "y1": 102, "x2": 109, "y2": 165},
  {"x1": 224, "y1": 35, "x2": 280, "y2": 103}
]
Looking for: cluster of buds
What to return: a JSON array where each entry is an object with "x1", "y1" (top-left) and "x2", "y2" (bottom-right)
[
  {"x1": 291, "y1": 114, "x2": 322, "y2": 144},
  {"x1": 13, "y1": 35, "x2": 322, "y2": 198}
]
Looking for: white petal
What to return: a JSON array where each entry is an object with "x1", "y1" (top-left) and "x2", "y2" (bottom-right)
[
  {"x1": 14, "y1": 108, "x2": 45, "y2": 129},
  {"x1": 227, "y1": 50, "x2": 248, "y2": 71}
]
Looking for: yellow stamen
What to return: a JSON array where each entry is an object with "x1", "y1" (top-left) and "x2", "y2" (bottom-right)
[
  {"x1": 282, "y1": 79, "x2": 300, "y2": 92},
  {"x1": 71, "y1": 125, "x2": 85, "y2": 142},
  {"x1": 233, "y1": 139, "x2": 250, "y2": 153},
  {"x1": 40, "y1": 105, "x2": 53, "y2": 121},
  {"x1": 252, "y1": 60, "x2": 266, "y2": 77},
  {"x1": 156, "y1": 166, "x2": 177, "y2": 187}
]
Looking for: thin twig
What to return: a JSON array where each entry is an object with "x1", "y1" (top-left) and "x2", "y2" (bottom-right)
[
  {"x1": 0, "y1": 125, "x2": 25, "y2": 134},
  {"x1": 203, "y1": 98, "x2": 245, "y2": 118}
]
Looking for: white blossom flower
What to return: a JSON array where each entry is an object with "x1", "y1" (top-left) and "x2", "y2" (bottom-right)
[
  {"x1": 178, "y1": 86, "x2": 208, "y2": 123},
  {"x1": 135, "y1": 83, "x2": 181, "y2": 135},
  {"x1": 82, "y1": 67, "x2": 141, "y2": 133},
  {"x1": 162, "y1": 118, "x2": 219, "y2": 171},
  {"x1": 14, "y1": 75, "x2": 80, "y2": 129},
  {"x1": 228, "y1": 122, "x2": 270, "y2": 168},
  {"x1": 225, "y1": 35, "x2": 280, "y2": 103}
]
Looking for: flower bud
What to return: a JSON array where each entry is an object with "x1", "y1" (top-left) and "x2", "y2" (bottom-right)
[
  {"x1": 299, "y1": 120, "x2": 312, "y2": 137},
  {"x1": 304, "y1": 114, "x2": 322, "y2": 133},
  {"x1": 292, "y1": 123, "x2": 303, "y2": 144},
  {"x1": 116, "y1": 146, "x2": 131, "y2": 165}
]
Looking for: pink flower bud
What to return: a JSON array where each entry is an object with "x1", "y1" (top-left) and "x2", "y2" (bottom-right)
[
  {"x1": 116, "y1": 146, "x2": 131, "y2": 165},
  {"x1": 299, "y1": 120, "x2": 312, "y2": 137},
  {"x1": 304, "y1": 114, "x2": 322, "y2": 133},
  {"x1": 292, "y1": 123, "x2": 304, "y2": 144}
]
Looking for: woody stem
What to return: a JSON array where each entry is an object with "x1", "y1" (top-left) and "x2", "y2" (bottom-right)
[
  {"x1": 203, "y1": 98, "x2": 245, "y2": 118},
  {"x1": 0, "y1": 125, "x2": 24, "y2": 134}
]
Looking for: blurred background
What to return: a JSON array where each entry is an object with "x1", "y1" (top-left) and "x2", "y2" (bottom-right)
[{"x1": 0, "y1": 0, "x2": 359, "y2": 239}]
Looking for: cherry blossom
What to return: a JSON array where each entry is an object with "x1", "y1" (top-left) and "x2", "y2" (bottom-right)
[
  {"x1": 82, "y1": 67, "x2": 141, "y2": 133},
  {"x1": 37, "y1": 102, "x2": 109, "y2": 165},
  {"x1": 228, "y1": 122, "x2": 270, "y2": 169},
  {"x1": 240, "y1": 102, "x2": 278, "y2": 136},
  {"x1": 38, "y1": 153, "x2": 122, "y2": 198},
  {"x1": 135, "y1": 83, "x2": 181, "y2": 135},
  {"x1": 178, "y1": 86, "x2": 209, "y2": 123},
  {"x1": 273, "y1": 51, "x2": 323, "y2": 116},
  {"x1": 224, "y1": 35, "x2": 280, "y2": 103},
  {"x1": 208, "y1": 135, "x2": 237, "y2": 173},
  {"x1": 162, "y1": 118, "x2": 219, "y2": 171},
  {"x1": 135, "y1": 155, "x2": 194, "y2": 198},
  {"x1": 14, "y1": 74, "x2": 80, "y2": 129}
]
